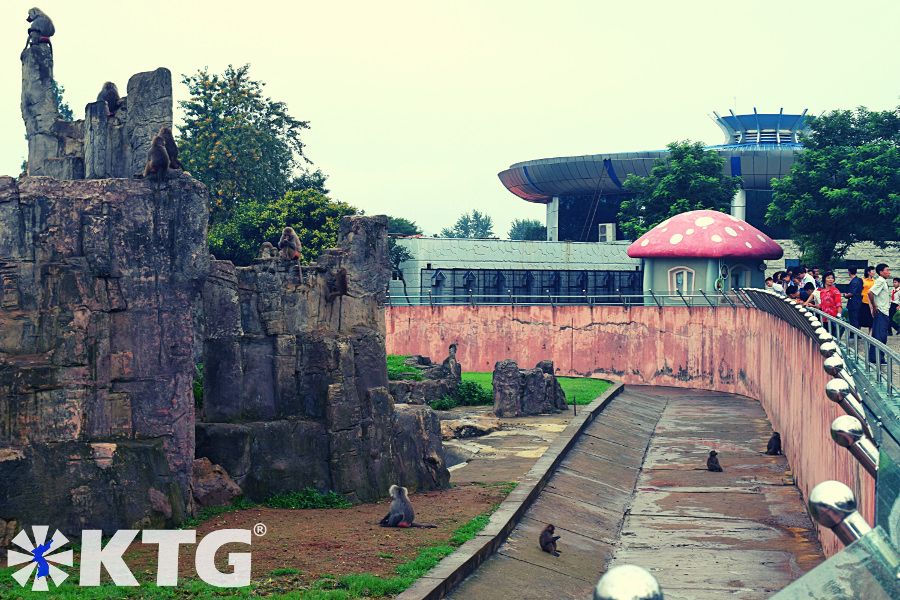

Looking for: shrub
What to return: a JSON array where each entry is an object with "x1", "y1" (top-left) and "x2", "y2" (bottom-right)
[{"x1": 456, "y1": 380, "x2": 492, "y2": 406}]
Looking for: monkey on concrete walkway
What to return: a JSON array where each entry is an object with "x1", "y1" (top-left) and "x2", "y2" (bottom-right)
[
  {"x1": 379, "y1": 485, "x2": 436, "y2": 528},
  {"x1": 707, "y1": 450, "x2": 723, "y2": 472},
  {"x1": 97, "y1": 82, "x2": 120, "y2": 116},
  {"x1": 765, "y1": 432, "x2": 782, "y2": 455},
  {"x1": 25, "y1": 8, "x2": 54, "y2": 54},
  {"x1": 539, "y1": 524, "x2": 561, "y2": 556}
]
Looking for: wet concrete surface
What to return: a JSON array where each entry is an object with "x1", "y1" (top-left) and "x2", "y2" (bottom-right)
[{"x1": 444, "y1": 386, "x2": 825, "y2": 600}]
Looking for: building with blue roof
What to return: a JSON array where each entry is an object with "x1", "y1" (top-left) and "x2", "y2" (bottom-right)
[{"x1": 497, "y1": 109, "x2": 812, "y2": 243}]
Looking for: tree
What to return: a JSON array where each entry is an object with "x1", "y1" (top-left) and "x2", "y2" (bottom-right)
[
  {"x1": 508, "y1": 218, "x2": 546, "y2": 241},
  {"x1": 440, "y1": 210, "x2": 494, "y2": 238},
  {"x1": 178, "y1": 64, "x2": 310, "y2": 222},
  {"x1": 291, "y1": 167, "x2": 330, "y2": 195},
  {"x1": 766, "y1": 107, "x2": 900, "y2": 265},
  {"x1": 387, "y1": 216, "x2": 422, "y2": 236},
  {"x1": 618, "y1": 141, "x2": 741, "y2": 239},
  {"x1": 52, "y1": 80, "x2": 73, "y2": 121},
  {"x1": 209, "y1": 189, "x2": 357, "y2": 266},
  {"x1": 388, "y1": 238, "x2": 414, "y2": 302}
]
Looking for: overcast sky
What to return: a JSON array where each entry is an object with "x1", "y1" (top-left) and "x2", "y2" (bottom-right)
[{"x1": 3, "y1": 1, "x2": 900, "y2": 237}]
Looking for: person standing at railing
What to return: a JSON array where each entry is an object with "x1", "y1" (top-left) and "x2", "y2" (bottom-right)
[
  {"x1": 818, "y1": 271, "x2": 842, "y2": 334},
  {"x1": 844, "y1": 267, "x2": 863, "y2": 335},
  {"x1": 771, "y1": 271, "x2": 785, "y2": 296},
  {"x1": 890, "y1": 277, "x2": 900, "y2": 336},
  {"x1": 859, "y1": 266, "x2": 876, "y2": 334},
  {"x1": 868, "y1": 263, "x2": 892, "y2": 364}
]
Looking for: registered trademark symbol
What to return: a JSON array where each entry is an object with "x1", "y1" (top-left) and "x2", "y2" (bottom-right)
[{"x1": 253, "y1": 523, "x2": 267, "y2": 537}]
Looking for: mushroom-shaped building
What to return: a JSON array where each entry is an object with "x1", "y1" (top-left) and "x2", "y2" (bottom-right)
[{"x1": 627, "y1": 210, "x2": 783, "y2": 297}]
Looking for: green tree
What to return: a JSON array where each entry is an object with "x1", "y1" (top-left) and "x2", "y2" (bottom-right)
[
  {"x1": 766, "y1": 107, "x2": 900, "y2": 265},
  {"x1": 291, "y1": 167, "x2": 330, "y2": 195},
  {"x1": 209, "y1": 189, "x2": 356, "y2": 266},
  {"x1": 618, "y1": 141, "x2": 741, "y2": 239},
  {"x1": 440, "y1": 210, "x2": 494, "y2": 238},
  {"x1": 387, "y1": 216, "x2": 422, "y2": 236},
  {"x1": 52, "y1": 80, "x2": 73, "y2": 121},
  {"x1": 508, "y1": 218, "x2": 546, "y2": 240},
  {"x1": 178, "y1": 64, "x2": 310, "y2": 221},
  {"x1": 388, "y1": 238, "x2": 414, "y2": 301}
]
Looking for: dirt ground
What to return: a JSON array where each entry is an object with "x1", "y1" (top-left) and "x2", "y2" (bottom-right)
[{"x1": 124, "y1": 484, "x2": 510, "y2": 590}]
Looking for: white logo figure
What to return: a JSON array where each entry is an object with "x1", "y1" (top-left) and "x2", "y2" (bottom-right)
[{"x1": 7, "y1": 526, "x2": 72, "y2": 591}]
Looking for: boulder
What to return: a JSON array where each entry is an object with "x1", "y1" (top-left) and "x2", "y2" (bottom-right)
[
  {"x1": 492, "y1": 359, "x2": 568, "y2": 417},
  {"x1": 441, "y1": 414, "x2": 500, "y2": 440},
  {"x1": 192, "y1": 458, "x2": 243, "y2": 510},
  {"x1": 390, "y1": 344, "x2": 462, "y2": 404}
]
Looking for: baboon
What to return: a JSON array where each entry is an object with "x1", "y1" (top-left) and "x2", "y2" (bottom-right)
[
  {"x1": 539, "y1": 524, "x2": 561, "y2": 556},
  {"x1": 97, "y1": 82, "x2": 120, "y2": 116},
  {"x1": 158, "y1": 126, "x2": 183, "y2": 170},
  {"x1": 326, "y1": 267, "x2": 349, "y2": 301},
  {"x1": 258, "y1": 241, "x2": 277, "y2": 259},
  {"x1": 765, "y1": 432, "x2": 782, "y2": 455},
  {"x1": 379, "y1": 485, "x2": 436, "y2": 528},
  {"x1": 133, "y1": 136, "x2": 169, "y2": 181},
  {"x1": 24, "y1": 8, "x2": 54, "y2": 53},
  {"x1": 278, "y1": 227, "x2": 302, "y2": 261},
  {"x1": 707, "y1": 450, "x2": 723, "y2": 472}
]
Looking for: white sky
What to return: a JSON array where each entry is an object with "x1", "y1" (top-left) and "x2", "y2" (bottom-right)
[{"x1": 2, "y1": 1, "x2": 899, "y2": 237}]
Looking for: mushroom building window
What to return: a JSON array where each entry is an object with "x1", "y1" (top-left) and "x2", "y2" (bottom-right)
[
  {"x1": 668, "y1": 266, "x2": 695, "y2": 295},
  {"x1": 729, "y1": 264, "x2": 751, "y2": 290}
]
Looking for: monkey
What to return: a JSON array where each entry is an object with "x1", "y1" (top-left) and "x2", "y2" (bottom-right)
[
  {"x1": 279, "y1": 227, "x2": 302, "y2": 262},
  {"x1": 258, "y1": 241, "x2": 277, "y2": 259},
  {"x1": 707, "y1": 450, "x2": 723, "y2": 472},
  {"x1": 379, "y1": 485, "x2": 436, "y2": 528},
  {"x1": 765, "y1": 432, "x2": 783, "y2": 455},
  {"x1": 97, "y1": 82, "x2": 120, "y2": 116},
  {"x1": 539, "y1": 524, "x2": 561, "y2": 556},
  {"x1": 133, "y1": 135, "x2": 169, "y2": 181},
  {"x1": 24, "y1": 8, "x2": 54, "y2": 53},
  {"x1": 326, "y1": 267, "x2": 349, "y2": 302},
  {"x1": 157, "y1": 126, "x2": 183, "y2": 170}
]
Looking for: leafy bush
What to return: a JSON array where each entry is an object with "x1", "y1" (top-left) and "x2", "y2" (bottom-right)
[
  {"x1": 456, "y1": 380, "x2": 492, "y2": 406},
  {"x1": 193, "y1": 363, "x2": 204, "y2": 410},
  {"x1": 266, "y1": 488, "x2": 351, "y2": 510},
  {"x1": 430, "y1": 396, "x2": 458, "y2": 411}
]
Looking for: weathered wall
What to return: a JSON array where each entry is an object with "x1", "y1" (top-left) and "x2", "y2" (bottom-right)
[
  {"x1": 0, "y1": 173, "x2": 208, "y2": 534},
  {"x1": 385, "y1": 304, "x2": 874, "y2": 557},
  {"x1": 198, "y1": 216, "x2": 449, "y2": 504}
]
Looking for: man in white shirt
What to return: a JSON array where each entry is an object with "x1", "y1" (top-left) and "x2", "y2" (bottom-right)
[
  {"x1": 868, "y1": 263, "x2": 892, "y2": 363},
  {"x1": 771, "y1": 271, "x2": 785, "y2": 296},
  {"x1": 890, "y1": 277, "x2": 899, "y2": 335},
  {"x1": 800, "y1": 267, "x2": 815, "y2": 290}
]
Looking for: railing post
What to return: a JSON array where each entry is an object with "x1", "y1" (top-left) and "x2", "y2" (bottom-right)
[
  {"x1": 808, "y1": 481, "x2": 873, "y2": 547},
  {"x1": 469, "y1": 289, "x2": 475, "y2": 308},
  {"x1": 676, "y1": 289, "x2": 691, "y2": 311},
  {"x1": 386, "y1": 290, "x2": 392, "y2": 308},
  {"x1": 428, "y1": 291, "x2": 433, "y2": 309},
  {"x1": 583, "y1": 289, "x2": 591, "y2": 307},
  {"x1": 508, "y1": 288, "x2": 515, "y2": 307},
  {"x1": 617, "y1": 288, "x2": 627, "y2": 309},
  {"x1": 699, "y1": 289, "x2": 716, "y2": 308},
  {"x1": 546, "y1": 290, "x2": 554, "y2": 308},
  {"x1": 648, "y1": 289, "x2": 662, "y2": 308}
]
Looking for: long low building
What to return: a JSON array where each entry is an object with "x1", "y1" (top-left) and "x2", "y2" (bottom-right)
[{"x1": 497, "y1": 109, "x2": 812, "y2": 242}]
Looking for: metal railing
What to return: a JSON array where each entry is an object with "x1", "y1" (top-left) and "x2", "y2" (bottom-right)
[{"x1": 386, "y1": 289, "x2": 757, "y2": 309}]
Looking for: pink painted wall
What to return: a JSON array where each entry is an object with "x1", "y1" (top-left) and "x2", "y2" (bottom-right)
[{"x1": 386, "y1": 304, "x2": 874, "y2": 557}]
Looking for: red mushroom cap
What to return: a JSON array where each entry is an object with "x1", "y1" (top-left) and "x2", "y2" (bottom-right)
[{"x1": 626, "y1": 210, "x2": 783, "y2": 259}]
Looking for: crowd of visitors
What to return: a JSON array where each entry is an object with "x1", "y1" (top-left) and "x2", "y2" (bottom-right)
[{"x1": 764, "y1": 264, "x2": 899, "y2": 364}]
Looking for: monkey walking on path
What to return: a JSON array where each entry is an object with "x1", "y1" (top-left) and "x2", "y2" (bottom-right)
[
  {"x1": 707, "y1": 450, "x2": 724, "y2": 472},
  {"x1": 379, "y1": 485, "x2": 436, "y2": 528},
  {"x1": 765, "y1": 432, "x2": 783, "y2": 455},
  {"x1": 539, "y1": 524, "x2": 561, "y2": 556}
]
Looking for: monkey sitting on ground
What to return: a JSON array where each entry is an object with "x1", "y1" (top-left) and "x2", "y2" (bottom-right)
[
  {"x1": 133, "y1": 135, "x2": 169, "y2": 181},
  {"x1": 539, "y1": 524, "x2": 561, "y2": 556},
  {"x1": 765, "y1": 432, "x2": 783, "y2": 455},
  {"x1": 279, "y1": 227, "x2": 302, "y2": 262},
  {"x1": 24, "y1": 8, "x2": 55, "y2": 53},
  {"x1": 707, "y1": 450, "x2": 723, "y2": 472},
  {"x1": 158, "y1": 126, "x2": 183, "y2": 170},
  {"x1": 379, "y1": 485, "x2": 436, "y2": 528},
  {"x1": 97, "y1": 82, "x2": 120, "y2": 116},
  {"x1": 258, "y1": 241, "x2": 277, "y2": 259}
]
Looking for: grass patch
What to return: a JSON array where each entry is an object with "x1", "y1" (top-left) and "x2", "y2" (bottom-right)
[
  {"x1": 386, "y1": 354, "x2": 424, "y2": 381},
  {"x1": 463, "y1": 372, "x2": 611, "y2": 406},
  {"x1": 265, "y1": 488, "x2": 351, "y2": 510}
]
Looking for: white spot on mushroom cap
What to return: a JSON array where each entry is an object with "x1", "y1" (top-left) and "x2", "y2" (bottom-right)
[
  {"x1": 686, "y1": 228, "x2": 695, "y2": 234},
  {"x1": 694, "y1": 216, "x2": 715, "y2": 227},
  {"x1": 728, "y1": 215, "x2": 740, "y2": 222},
  {"x1": 670, "y1": 233, "x2": 683, "y2": 244},
  {"x1": 757, "y1": 234, "x2": 767, "y2": 243},
  {"x1": 738, "y1": 225, "x2": 745, "y2": 231},
  {"x1": 711, "y1": 234, "x2": 723, "y2": 242},
  {"x1": 724, "y1": 227, "x2": 737, "y2": 237},
  {"x1": 745, "y1": 242, "x2": 753, "y2": 248},
  {"x1": 661, "y1": 228, "x2": 667, "y2": 232},
  {"x1": 641, "y1": 238, "x2": 649, "y2": 247}
]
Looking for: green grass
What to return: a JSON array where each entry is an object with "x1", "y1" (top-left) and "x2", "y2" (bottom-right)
[
  {"x1": 0, "y1": 483, "x2": 518, "y2": 600},
  {"x1": 386, "y1": 354, "x2": 424, "y2": 381},
  {"x1": 462, "y1": 372, "x2": 612, "y2": 405}
]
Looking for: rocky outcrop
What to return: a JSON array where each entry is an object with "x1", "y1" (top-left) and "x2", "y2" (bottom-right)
[
  {"x1": 492, "y1": 359, "x2": 568, "y2": 417},
  {"x1": 192, "y1": 458, "x2": 242, "y2": 510},
  {"x1": 441, "y1": 413, "x2": 500, "y2": 440},
  {"x1": 22, "y1": 43, "x2": 172, "y2": 180},
  {"x1": 389, "y1": 344, "x2": 462, "y2": 404},
  {"x1": 198, "y1": 216, "x2": 450, "y2": 502},
  {"x1": 0, "y1": 173, "x2": 208, "y2": 534}
]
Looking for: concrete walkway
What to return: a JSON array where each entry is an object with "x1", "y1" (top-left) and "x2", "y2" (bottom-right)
[{"x1": 445, "y1": 386, "x2": 824, "y2": 600}]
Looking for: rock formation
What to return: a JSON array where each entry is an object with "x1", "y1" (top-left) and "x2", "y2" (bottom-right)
[
  {"x1": 197, "y1": 216, "x2": 449, "y2": 503},
  {"x1": 492, "y1": 359, "x2": 568, "y2": 417},
  {"x1": 389, "y1": 344, "x2": 462, "y2": 404},
  {"x1": 0, "y1": 173, "x2": 208, "y2": 533}
]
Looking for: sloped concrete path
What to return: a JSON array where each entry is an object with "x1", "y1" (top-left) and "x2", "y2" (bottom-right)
[{"x1": 445, "y1": 386, "x2": 824, "y2": 600}]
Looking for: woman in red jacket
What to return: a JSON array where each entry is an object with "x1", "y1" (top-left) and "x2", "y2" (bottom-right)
[{"x1": 818, "y1": 271, "x2": 843, "y2": 334}]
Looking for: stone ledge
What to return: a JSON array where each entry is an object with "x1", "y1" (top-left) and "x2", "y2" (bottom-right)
[{"x1": 392, "y1": 381, "x2": 625, "y2": 600}]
